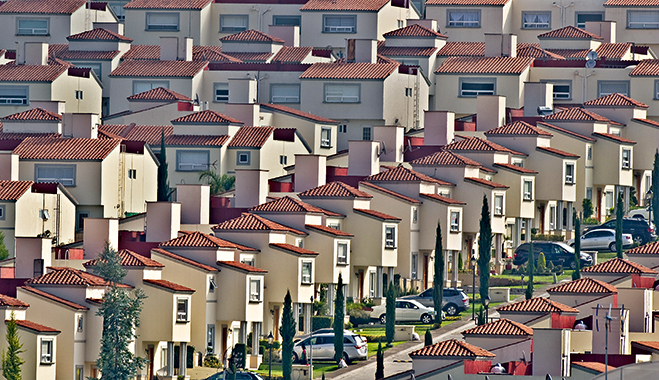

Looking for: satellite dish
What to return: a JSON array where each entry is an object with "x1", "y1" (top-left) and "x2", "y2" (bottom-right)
[
  {"x1": 585, "y1": 60, "x2": 596, "y2": 69},
  {"x1": 586, "y1": 51, "x2": 599, "y2": 61}
]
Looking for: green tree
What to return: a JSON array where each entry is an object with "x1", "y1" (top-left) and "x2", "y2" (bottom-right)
[
  {"x1": 280, "y1": 290, "x2": 296, "y2": 380},
  {"x1": 616, "y1": 193, "x2": 624, "y2": 259},
  {"x1": 582, "y1": 198, "x2": 594, "y2": 220},
  {"x1": 0, "y1": 231, "x2": 9, "y2": 261},
  {"x1": 525, "y1": 242, "x2": 534, "y2": 300},
  {"x1": 573, "y1": 218, "x2": 582, "y2": 280},
  {"x1": 432, "y1": 220, "x2": 444, "y2": 328},
  {"x1": 199, "y1": 170, "x2": 235, "y2": 195},
  {"x1": 630, "y1": 187, "x2": 638, "y2": 207},
  {"x1": 477, "y1": 195, "x2": 492, "y2": 304},
  {"x1": 424, "y1": 329, "x2": 432, "y2": 347},
  {"x1": 375, "y1": 341, "x2": 384, "y2": 380},
  {"x1": 95, "y1": 242, "x2": 147, "y2": 380},
  {"x1": 2, "y1": 312, "x2": 24, "y2": 380},
  {"x1": 333, "y1": 273, "x2": 345, "y2": 364},
  {"x1": 157, "y1": 129, "x2": 170, "y2": 202},
  {"x1": 653, "y1": 150, "x2": 659, "y2": 230},
  {"x1": 385, "y1": 283, "x2": 396, "y2": 346}
]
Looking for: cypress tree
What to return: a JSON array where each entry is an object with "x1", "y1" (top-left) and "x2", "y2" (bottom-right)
[
  {"x1": 385, "y1": 283, "x2": 395, "y2": 346},
  {"x1": 525, "y1": 242, "x2": 534, "y2": 300},
  {"x1": 333, "y1": 273, "x2": 345, "y2": 363},
  {"x1": 477, "y1": 195, "x2": 492, "y2": 304},
  {"x1": 157, "y1": 129, "x2": 170, "y2": 202},
  {"x1": 616, "y1": 193, "x2": 624, "y2": 258},
  {"x1": 424, "y1": 329, "x2": 432, "y2": 346},
  {"x1": 2, "y1": 312, "x2": 24, "y2": 380},
  {"x1": 375, "y1": 341, "x2": 384, "y2": 380},
  {"x1": 280, "y1": 290, "x2": 296, "y2": 380},
  {"x1": 433, "y1": 220, "x2": 444, "y2": 328},
  {"x1": 653, "y1": 150, "x2": 659, "y2": 231},
  {"x1": 0, "y1": 231, "x2": 9, "y2": 261},
  {"x1": 573, "y1": 218, "x2": 582, "y2": 280}
]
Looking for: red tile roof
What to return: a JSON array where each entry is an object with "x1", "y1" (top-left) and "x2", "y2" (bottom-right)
[
  {"x1": 493, "y1": 163, "x2": 538, "y2": 174},
  {"x1": 446, "y1": 136, "x2": 527, "y2": 156},
  {"x1": 605, "y1": 0, "x2": 659, "y2": 6},
  {"x1": 484, "y1": 120, "x2": 552, "y2": 137},
  {"x1": 124, "y1": 0, "x2": 212, "y2": 9},
  {"x1": 109, "y1": 60, "x2": 208, "y2": 78},
  {"x1": 151, "y1": 247, "x2": 219, "y2": 272},
  {"x1": 120, "y1": 45, "x2": 161, "y2": 60},
  {"x1": 20, "y1": 286, "x2": 88, "y2": 310},
  {"x1": 537, "y1": 122, "x2": 596, "y2": 142},
  {"x1": 0, "y1": 64, "x2": 66, "y2": 82},
  {"x1": 193, "y1": 46, "x2": 242, "y2": 63},
  {"x1": 464, "y1": 177, "x2": 509, "y2": 189},
  {"x1": 383, "y1": 24, "x2": 447, "y2": 38},
  {"x1": 419, "y1": 193, "x2": 466, "y2": 205},
  {"x1": 128, "y1": 87, "x2": 192, "y2": 102},
  {"x1": 378, "y1": 46, "x2": 439, "y2": 57},
  {"x1": 633, "y1": 118, "x2": 659, "y2": 128},
  {"x1": 300, "y1": 62, "x2": 398, "y2": 80},
  {"x1": 0, "y1": 0, "x2": 86, "y2": 14},
  {"x1": 584, "y1": 93, "x2": 648, "y2": 108},
  {"x1": 1, "y1": 108, "x2": 61, "y2": 122},
  {"x1": 572, "y1": 361, "x2": 615, "y2": 373},
  {"x1": 436, "y1": 42, "x2": 484, "y2": 57},
  {"x1": 259, "y1": 103, "x2": 338, "y2": 124},
  {"x1": 251, "y1": 196, "x2": 344, "y2": 216},
  {"x1": 0, "y1": 125, "x2": 60, "y2": 140},
  {"x1": 305, "y1": 224, "x2": 354, "y2": 237},
  {"x1": 544, "y1": 48, "x2": 591, "y2": 59},
  {"x1": 298, "y1": 181, "x2": 373, "y2": 199},
  {"x1": 143, "y1": 279, "x2": 195, "y2": 293},
  {"x1": 436, "y1": 56, "x2": 533, "y2": 75},
  {"x1": 68, "y1": 28, "x2": 132, "y2": 42},
  {"x1": 83, "y1": 249, "x2": 164, "y2": 268},
  {"x1": 160, "y1": 231, "x2": 258, "y2": 251},
  {"x1": 269, "y1": 243, "x2": 319, "y2": 256},
  {"x1": 0, "y1": 294, "x2": 28, "y2": 308},
  {"x1": 463, "y1": 318, "x2": 533, "y2": 336},
  {"x1": 427, "y1": 0, "x2": 509, "y2": 4},
  {"x1": 582, "y1": 258, "x2": 656, "y2": 274},
  {"x1": 221, "y1": 29, "x2": 284, "y2": 43},
  {"x1": 213, "y1": 213, "x2": 307, "y2": 235},
  {"x1": 56, "y1": 49, "x2": 121, "y2": 60},
  {"x1": 536, "y1": 146, "x2": 580, "y2": 158},
  {"x1": 626, "y1": 241, "x2": 659, "y2": 254},
  {"x1": 516, "y1": 44, "x2": 565, "y2": 59},
  {"x1": 165, "y1": 134, "x2": 230, "y2": 146},
  {"x1": 217, "y1": 260, "x2": 267, "y2": 273},
  {"x1": 364, "y1": 165, "x2": 455, "y2": 186},
  {"x1": 26, "y1": 267, "x2": 132, "y2": 288},
  {"x1": 353, "y1": 208, "x2": 401, "y2": 221},
  {"x1": 497, "y1": 297, "x2": 579, "y2": 313},
  {"x1": 301, "y1": 0, "x2": 389, "y2": 11},
  {"x1": 359, "y1": 182, "x2": 421, "y2": 204},
  {"x1": 171, "y1": 110, "x2": 242, "y2": 124},
  {"x1": 592, "y1": 132, "x2": 636, "y2": 144},
  {"x1": 409, "y1": 339, "x2": 495, "y2": 358},
  {"x1": 13, "y1": 137, "x2": 120, "y2": 160},
  {"x1": 228, "y1": 126, "x2": 275, "y2": 148},
  {"x1": 0, "y1": 181, "x2": 33, "y2": 201},
  {"x1": 411, "y1": 150, "x2": 482, "y2": 167},
  {"x1": 631, "y1": 341, "x2": 659, "y2": 352},
  {"x1": 272, "y1": 47, "x2": 313, "y2": 64},
  {"x1": 100, "y1": 125, "x2": 173, "y2": 145},
  {"x1": 595, "y1": 43, "x2": 632, "y2": 60},
  {"x1": 630, "y1": 60, "x2": 659, "y2": 76},
  {"x1": 544, "y1": 107, "x2": 613, "y2": 123},
  {"x1": 13, "y1": 319, "x2": 59, "y2": 333},
  {"x1": 548, "y1": 277, "x2": 617, "y2": 294},
  {"x1": 538, "y1": 25, "x2": 603, "y2": 40},
  {"x1": 222, "y1": 52, "x2": 273, "y2": 62}
]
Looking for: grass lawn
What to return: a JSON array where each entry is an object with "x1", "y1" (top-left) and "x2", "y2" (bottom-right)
[
  {"x1": 367, "y1": 341, "x2": 406, "y2": 357},
  {"x1": 256, "y1": 362, "x2": 338, "y2": 378},
  {"x1": 353, "y1": 319, "x2": 457, "y2": 338}
]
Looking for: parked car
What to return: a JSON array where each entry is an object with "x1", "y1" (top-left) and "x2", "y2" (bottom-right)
[
  {"x1": 369, "y1": 299, "x2": 438, "y2": 324},
  {"x1": 567, "y1": 228, "x2": 633, "y2": 251},
  {"x1": 585, "y1": 218, "x2": 655, "y2": 245},
  {"x1": 205, "y1": 371, "x2": 264, "y2": 380},
  {"x1": 513, "y1": 241, "x2": 593, "y2": 269},
  {"x1": 292, "y1": 331, "x2": 367, "y2": 364},
  {"x1": 400, "y1": 288, "x2": 469, "y2": 316},
  {"x1": 294, "y1": 329, "x2": 356, "y2": 343}
]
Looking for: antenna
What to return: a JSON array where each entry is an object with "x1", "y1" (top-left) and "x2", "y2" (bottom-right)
[
  {"x1": 520, "y1": 350, "x2": 527, "y2": 364},
  {"x1": 194, "y1": 93, "x2": 200, "y2": 106}
]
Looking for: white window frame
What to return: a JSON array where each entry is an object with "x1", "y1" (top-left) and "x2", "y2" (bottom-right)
[
  {"x1": 338, "y1": 124, "x2": 347, "y2": 133},
  {"x1": 543, "y1": 80, "x2": 571, "y2": 100},
  {"x1": 280, "y1": 155, "x2": 287, "y2": 165},
  {"x1": 450, "y1": 211, "x2": 460, "y2": 232},
  {"x1": 523, "y1": 180, "x2": 533, "y2": 201},
  {"x1": 207, "y1": 324, "x2": 216, "y2": 353},
  {"x1": 249, "y1": 278, "x2": 261, "y2": 302},
  {"x1": 214, "y1": 83, "x2": 229, "y2": 103},
  {"x1": 176, "y1": 298, "x2": 189, "y2": 322},
  {"x1": 35, "y1": 164, "x2": 76, "y2": 186},
  {"x1": 576, "y1": 12, "x2": 604, "y2": 29},
  {"x1": 321, "y1": 127, "x2": 332, "y2": 148},
  {"x1": 145, "y1": 12, "x2": 179, "y2": 31},
  {"x1": 369, "y1": 272, "x2": 375, "y2": 298},
  {"x1": 0, "y1": 86, "x2": 29, "y2": 106},
  {"x1": 459, "y1": 78, "x2": 495, "y2": 97},
  {"x1": 324, "y1": 83, "x2": 360, "y2": 103},
  {"x1": 598, "y1": 81, "x2": 629, "y2": 97},
  {"x1": 40, "y1": 339, "x2": 53, "y2": 364},
  {"x1": 627, "y1": 10, "x2": 659, "y2": 29},
  {"x1": 17, "y1": 18, "x2": 49, "y2": 35},
  {"x1": 522, "y1": 11, "x2": 551, "y2": 29},
  {"x1": 209, "y1": 276, "x2": 217, "y2": 293},
  {"x1": 133, "y1": 81, "x2": 169, "y2": 95},
  {"x1": 447, "y1": 10, "x2": 480, "y2": 28},
  {"x1": 176, "y1": 150, "x2": 209, "y2": 172},
  {"x1": 270, "y1": 84, "x2": 300, "y2": 104},
  {"x1": 77, "y1": 315, "x2": 83, "y2": 332},
  {"x1": 622, "y1": 148, "x2": 631, "y2": 169},
  {"x1": 301, "y1": 261, "x2": 312, "y2": 284},
  {"x1": 272, "y1": 15, "x2": 301, "y2": 27},
  {"x1": 494, "y1": 195, "x2": 504, "y2": 216},
  {"x1": 411, "y1": 252, "x2": 418, "y2": 279},
  {"x1": 241, "y1": 257, "x2": 255, "y2": 267},
  {"x1": 323, "y1": 15, "x2": 357, "y2": 33},
  {"x1": 550, "y1": 205, "x2": 556, "y2": 229},
  {"x1": 237, "y1": 151, "x2": 251, "y2": 165},
  {"x1": 385, "y1": 226, "x2": 396, "y2": 248},
  {"x1": 412, "y1": 207, "x2": 418, "y2": 223},
  {"x1": 337, "y1": 242, "x2": 348, "y2": 265},
  {"x1": 221, "y1": 14, "x2": 248, "y2": 32},
  {"x1": 565, "y1": 163, "x2": 575, "y2": 184}
]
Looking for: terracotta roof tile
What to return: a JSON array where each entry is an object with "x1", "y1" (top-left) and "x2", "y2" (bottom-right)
[
  {"x1": 631, "y1": 341, "x2": 659, "y2": 351},
  {"x1": 0, "y1": 0, "x2": 86, "y2": 14},
  {"x1": 359, "y1": 182, "x2": 421, "y2": 204},
  {"x1": 120, "y1": 45, "x2": 161, "y2": 60},
  {"x1": 605, "y1": 0, "x2": 659, "y2": 6},
  {"x1": 626, "y1": 240, "x2": 659, "y2": 254},
  {"x1": 446, "y1": 136, "x2": 527, "y2": 156},
  {"x1": 0, "y1": 125, "x2": 60, "y2": 140},
  {"x1": 160, "y1": 231, "x2": 258, "y2": 251},
  {"x1": 411, "y1": 150, "x2": 482, "y2": 167},
  {"x1": 272, "y1": 47, "x2": 313, "y2": 64},
  {"x1": 419, "y1": 193, "x2": 466, "y2": 205},
  {"x1": 109, "y1": 60, "x2": 208, "y2": 78},
  {"x1": 300, "y1": 62, "x2": 398, "y2": 80},
  {"x1": 484, "y1": 120, "x2": 552, "y2": 136},
  {"x1": 364, "y1": 165, "x2": 455, "y2": 186},
  {"x1": 545, "y1": 107, "x2": 613, "y2": 123},
  {"x1": 57, "y1": 49, "x2": 121, "y2": 60},
  {"x1": 259, "y1": 103, "x2": 338, "y2": 124},
  {"x1": 0, "y1": 181, "x2": 35, "y2": 201},
  {"x1": 493, "y1": 163, "x2": 538, "y2": 174},
  {"x1": 378, "y1": 46, "x2": 439, "y2": 57},
  {"x1": 105, "y1": 125, "x2": 173, "y2": 145},
  {"x1": 213, "y1": 213, "x2": 307, "y2": 235},
  {"x1": 584, "y1": 93, "x2": 648, "y2": 108},
  {"x1": 536, "y1": 146, "x2": 580, "y2": 158},
  {"x1": 497, "y1": 297, "x2": 579, "y2": 313},
  {"x1": 516, "y1": 44, "x2": 565, "y2": 59},
  {"x1": 221, "y1": 29, "x2": 284, "y2": 43},
  {"x1": 0, "y1": 64, "x2": 66, "y2": 82},
  {"x1": 464, "y1": 177, "x2": 509, "y2": 189},
  {"x1": 26, "y1": 267, "x2": 132, "y2": 288},
  {"x1": 20, "y1": 286, "x2": 88, "y2": 310},
  {"x1": 222, "y1": 52, "x2": 273, "y2": 62},
  {"x1": 301, "y1": 0, "x2": 389, "y2": 11},
  {"x1": 548, "y1": 277, "x2": 617, "y2": 294},
  {"x1": 124, "y1": 0, "x2": 212, "y2": 9},
  {"x1": 143, "y1": 279, "x2": 195, "y2": 293},
  {"x1": 592, "y1": 132, "x2": 636, "y2": 144},
  {"x1": 128, "y1": 87, "x2": 192, "y2": 102},
  {"x1": 13, "y1": 319, "x2": 59, "y2": 333},
  {"x1": 151, "y1": 247, "x2": 219, "y2": 272},
  {"x1": 227, "y1": 126, "x2": 275, "y2": 148},
  {"x1": 217, "y1": 260, "x2": 267, "y2": 273},
  {"x1": 1, "y1": 108, "x2": 61, "y2": 121},
  {"x1": 436, "y1": 42, "x2": 484, "y2": 57},
  {"x1": 630, "y1": 60, "x2": 659, "y2": 76},
  {"x1": 13, "y1": 137, "x2": 120, "y2": 160},
  {"x1": 83, "y1": 249, "x2": 164, "y2": 268},
  {"x1": 436, "y1": 56, "x2": 533, "y2": 75},
  {"x1": 172, "y1": 110, "x2": 242, "y2": 124},
  {"x1": 427, "y1": 0, "x2": 508, "y2": 4},
  {"x1": 409, "y1": 339, "x2": 495, "y2": 358},
  {"x1": 582, "y1": 258, "x2": 656, "y2": 274},
  {"x1": 165, "y1": 135, "x2": 230, "y2": 146},
  {"x1": 298, "y1": 181, "x2": 373, "y2": 199},
  {"x1": 68, "y1": 28, "x2": 132, "y2": 42},
  {"x1": 269, "y1": 243, "x2": 318, "y2": 255},
  {"x1": 537, "y1": 122, "x2": 596, "y2": 142},
  {"x1": 572, "y1": 361, "x2": 615, "y2": 373},
  {"x1": 538, "y1": 25, "x2": 603, "y2": 40},
  {"x1": 633, "y1": 118, "x2": 659, "y2": 128},
  {"x1": 463, "y1": 318, "x2": 533, "y2": 336},
  {"x1": 193, "y1": 46, "x2": 242, "y2": 63},
  {"x1": 251, "y1": 196, "x2": 344, "y2": 216},
  {"x1": 596, "y1": 43, "x2": 632, "y2": 60},
  {"x1": 353, "y1": 208, "x2": 401, "y2": 221},
  {"x1": 383, "y1": 24, "x2": 447, "y2": 38},
  {"x1": 305, "y1": 224, "x2": 354, "y2": 237},
  {"x1": 0, "y1": 294, "x2": 28, "y2": 308},
  {"x1": 545, "y1": 48, "x2": 592, "y2": 59}
]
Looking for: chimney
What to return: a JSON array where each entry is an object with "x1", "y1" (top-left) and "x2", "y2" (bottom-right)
[
  {"x1": 585, "y1": 21, "x2": 616, "y2": 44},
  {"x1": 407, "y1": 19, "x2": 438, "y2": 32},
  {"x1": 0, "y1": 153, "x2": 19, "y2": 181},
  {"x1": 228, "y1": 78, "x2": 258, "y2": 104},
  {"x1": 160, "y1": 36, "x2": 178, "y2": 61},
  {"x1": 373, "y1": 125, "x2": 405, "y2": 162},
  {"x1": 176, "y1": 184, "x2": 210, "y2": 224},
  {"x1": 348, "y1": 140, "x2": 380, "y2": 176},
  {"x1": 145, "y1": 202, "x2": 181, "y2": 243},
  {"x1": 63, "y1": 113, "x2": 100, "y2": 138},
  {"x1": 294, "y1": 155, "x2": 326, "y2": 193},
  {"x1": 179, "y1": 37, "x2": 193, "y2": 61},
  {"x1": 224, "y1": 103, "x2": 257, "y2": 127},
  {"x1": 83, "y1": 218, "x2": 119, "y2": 259},
  {"x1": 423, "y1": 111, "x2": 455, "y2": 146},
  {"x1": 523, "y1": 82, "x2": 554, "y2": 117},
  {"x1": 14, "y1": 237, "x2": 52, "y2": 279},
  {"x1": 476, "y1": 95, "x2": 506, "y2": 131},
  {"x1": 268, "y1": 25, "x2": 300, "y2": 47},
  {"x1": 234, "y1": 169, "x2": 269, "y2": 208},
  {"x1": 347, "y1": 39, "x2": 377, "y2": 64},
  {"x1": 484, "y1": 33, "x2": 517, "y2": 57},
  {"x1": 24, "y1": 42, "x2": 48, "y2": 65}
]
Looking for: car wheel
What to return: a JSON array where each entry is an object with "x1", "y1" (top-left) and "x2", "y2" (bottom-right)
[
  {"x1": 379, "y1": 314, "x2": 386, "y2": 324},
  {"x1": 609, "y1": 242, "x2": 616, "y2": 252},
  {"x1": 633, "y1": 235, "x2": 644, "y2": 245},
  {"x1": 444, "y1": 303, "x2": 459, "y2": 317},
  {"x1": 292, "y1": 352, "x2": 299, "y2": 364},
  {"x1": 343, "y1": 352, "x2": 351, "y2": 365},
  {"x1": 420, "y1": 313, "x2": 432, "y2": 324},
  {"x1": 569, "y1": 260, "x2": 577, "y2": 270}
]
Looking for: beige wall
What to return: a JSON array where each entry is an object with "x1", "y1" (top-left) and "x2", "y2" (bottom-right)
[
  {"x1": 426, "y1": 4, "x2": 508, "y2": 42},
  {"x1": 212, "y1": 2, "x2": 304, "y2": 41},
  {"x1": 108, "y1": 75, "x2": 203, "y2": 116},
  {"x1": 140, "y1": 284, "x2": 191, "y2": 343},
  {"x1": 303, "y1": 230, "x2": 352, "y2": 285},
  {"x1": 124, "y1": 7, "x2": 212, "y2": 46},
  {"x1": 494, "y1": 170, "x2": 535, "y2": 219},
  {"x1": 51, "y1": 71, "x2": 103, "y2": 116},
  {"x1": 592, "y1": 140, "x2": 633, "y2": 187}
]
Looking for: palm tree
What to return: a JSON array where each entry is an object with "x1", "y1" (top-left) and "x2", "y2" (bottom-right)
[{"x1": 199, "y1": 170, "x2": 235, "y2": 195}]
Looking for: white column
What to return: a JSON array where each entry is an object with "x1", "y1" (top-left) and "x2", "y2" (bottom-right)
[
  {"x1": 556, "y1": 200, "x2": 564, "y2": 230},
  {"x1": 525, "y1": 218, "x2": 531, "y2": 242},
  {"x1": 293, "y1": 303, "x2": 300, "y2": 333},
  {"x1": 376, "y1": 266, "x2": 383, "y2": 298},
  {"x1": 451, "y1": 250, "x2": 459, "y2": 286},
  {"x1": 327, "y1": 284, "x2": 335, "y2": 316},
  {"x1": 252, "y1": 322, "x2": 261, "y2": 355},
  {"x1": 179, "y1": 342, "x2": 187, "y2": 377},
  {"x1": 167, "y1": 341, "x2": 175, "y2": 376},
  {"x1": 240, "y1": 321, "x2": 248, "y2": 344},
  {"x1": 304, "y1": 303, "x2": 312, "y2": 334},
  {"x1": 387, "y1": 267, "x2": 394, "y2": 285}
]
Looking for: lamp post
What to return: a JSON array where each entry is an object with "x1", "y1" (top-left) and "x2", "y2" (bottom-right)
[
  {"x1": 483, "y1": 296, "x2": 491, "y2": 323},
  {"x1": 470, "y1": 255, "x2": 477, "y2": 321},
  {"x1": 267, "y1": 332, "x2": 274, "y2": 380}
]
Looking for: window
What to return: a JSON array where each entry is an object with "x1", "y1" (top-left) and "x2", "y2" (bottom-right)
[
  {"x1": 523, "y1": 180, "x2": 533, "y2": 201},
  {"x1": 321, "y1": 128, "x2": 332, "y2": 148},
  {"x1": 338, "y1": 124, "x2": 347, "y2": 133},
  {"x1": 33, "y1": 259, "x2": 43, "y2": 277},
  {"x1": 598, "y1": 81, "x2": 629, "y2": 97},
  {"x1": 241, "y1": 257, "x2": 255, "y2": 267},
  {"x1": 273, "y1": 15, "x2": 301, "y2": 26},
  {"x1": 400, "y1": 59, "x2": 419, "y2": 66},
  {"x1": 447, "y1": 10, "x2": 480, "y2": 27},
  {"x1": 655, "y1": 80, "x2": 659, "y2": 99},
  {"x1": 405, "y1": 88, "x2": 413, "y2": 97},
  {"x1": 587, "y1": 146, "x2": 592, "y2": 160},
  {"x1": 77, "y1": 212, "x2": 89, "y2": 231},
  {"x1": 459, "y1": 78, "x2": 495, "y2": 97},
  {"x1": 146, "y1": 13, "x2": 179, "y2": 31},
  {"x1": 411, "y1": 253, "x2": 418, "y2": 279},
  {"x1": 133, "y1": 81, "x2": 169, "y2": 95},
  {"x1": 550, "y1": 205, "x2": 556, "y2": 228},
  {"x1": 325, "y1": 83, "x2": 360, "y2": 103},
  {"x1": 296, "y1": 238, "x2": 304, "y2": 248},
  {"x1": 76, "y1": 366, "x2": 84, "y2": 380},
  {"x1": 208, "y1": 276, "x2": 217, "y2": 293},
  {"x1": 543, "y1": 80, "x2": 572, "y2": 100},
  {"x1": 128, "y1": 169, "x2": 137, "y2": 179},
  {"x1": 17, "y1": 19, "x2": 48, "y2": 35},
  {"x1": 323, "y1": 15, "x2": 356, "y2": 33},
  {"x1": 75, "y1": 90, "x2": 83, "y2": 100},
  {"x1": 237, "y1": 151, "x2": 251, "y2": 165},
  {"x1": 628, "y1": 10, "x2": 659, "y2": 29},
  {"x1": 586, "y1": 187, "x2": 593, "y2": 200},
  {"x1": 328, "y1": 222, "x2": 340, "y2": 230},
  {"x1": 576, "y1": 12, "x2": 604, "y2": 29},
  {"x1": 249, "y1": 278, "x2": 261, "y2": 301},
  {"x1": 494, "y1": 195, "x2": 503, "y2": 216},
  {"x1": 301, "y1": 262, "x2": 312, "y2": 284},
  {"x1": 362, "y1": 126, "x2": 372, "y2": 141},
  {"x1": 176, "y1": 298, "x2": 188, "y2": 322},
  {"x1": 622, "y1": 149, "x2": 631, "y2": 169},
  {"x1": 221, "y1": 15, "x2": 248, "y2": 32},
  {"x1": 270, "y1": 84, "x2": 300, "y2": 103},
  {"x1": 646, "y1": 175, "x2": 652, "y2": 194},
  {"x1": 337, "y1": 243, "x2": 348, "y2": 264},
  {"x1": 35, "y1": 165, "x2": 75, "y2": 186},
  {"x1": 605, "y1": 191, "x2": 614, "y2": 209},
  {"x1": 177, "y1": 150, "x2": 209, "y2": 171},
  {"x1": 214, "y1": 83, "x2": 229, "y2": 103},
  {"x1": 565, "y1": 163, "x2": 575, "y2": 184},
  {"x1": 385, "y1": 226, "x2": 396, "y2": 248},
  {"x1": 77, "y1": 315, "x2": 83, "y2": 332},
  {"x1": 207, "y1": 325, "x2": 216, "y2": 353},
  {"x1": 523, "y1": 12, "x2": 550, "y2": 29},
  {"x1": 369, "y1": 272, "x2": 375, "y2": 298},
  {"x1": 0, "y1": 86, "x2": 28, "y2": 105},
  {"x1": 279, "y1": 155, "x2": 288, "y2": 165},
  {"x1": 513, "y1": 160, "x2": 524, "y2": 167},
  {"x1": 0, "y1": 205, "x2": 5, "y2": 220},
  {"x1": 412, "y1": 208, "x2": 418, "y2": 223},
  {"x1": 450, "y1": 211, "x2": 460, "y2": 231},
  {"x1": 397, "y1": 20, "x2": 404, "y2": 28},
  {"x1": 40, "y1": 339, "x2": 53, "y2": 364}
]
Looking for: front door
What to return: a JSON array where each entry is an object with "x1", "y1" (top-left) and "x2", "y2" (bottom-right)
[
  {"x1": 222, "y1": 326, "x2": 228, "y2": 362},
  {"x1": 358, "y1": 272, "x2": 364, "y2": 301},
  {"x1": 274, "y1": 308, "x2": 280, "y2": 341},
  {"x1": 147, "y1": 346, "x2": 154, "y2": 380},
  {"x1": 423, "y1": 255, "x2": 429, "y2": 289}
]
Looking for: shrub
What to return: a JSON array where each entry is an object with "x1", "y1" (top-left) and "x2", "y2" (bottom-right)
[
  {"x1": 582, "y1": 199, "x2": 594, "y2": 219},
  {"x1": 313, "y1": 300, "x2": 329, "y2": 316},
  {"x1": 537, "y1": 252, "x2": 547, "y2": 272},
  {"x1": 348, "y1": 308, "x2": 371, "y2": 327},
  {"x1": 204, "y1": 355, "x2": 221, "y2": 368},
  {"x1": 312, "y1": 316, "x2": 333, "y2": 331},
  {"x1": 583, "y1": 217, "x2": 599, "y2": 225},
  {"x1": 531, "y1": 234, "x2": 565, "y2": 242}
]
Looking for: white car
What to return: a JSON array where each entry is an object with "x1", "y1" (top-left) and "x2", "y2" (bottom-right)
[
  {"x1": 369, "y1": 299, "x2": 438, "y2": 324},
  {"x1": 567, "y1": 228, "x2": 633, "y2": 252}
]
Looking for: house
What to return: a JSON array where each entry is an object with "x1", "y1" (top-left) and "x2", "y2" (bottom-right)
[
  {"x1": 604, "y1": 0, "x2": 659, "y2": 53},
  {"x1": 425, "y1": 0, "x2": 512, "y2": 43},
  {"x1": 102, "y1": 87, "x2": 197, "y2": 125},
  {"x1": 496, "y1": 296, "x2": 579, "y2": 328},
  {"x1": 461, "y1": 318, "x2": 533, "y2": 364},
  {"x1": 212, "y1": 0, "x2": 307, "y2": 40},
  {"x1": 547, "y1": 277, "x2": 618, "y2": 320},
  {"x1": 408, "y1": 338, "x2": 496, "y2": 375}
]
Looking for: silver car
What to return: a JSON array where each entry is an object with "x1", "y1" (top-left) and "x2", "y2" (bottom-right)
[
  {"x1": 369, "y1": 299, "x2": 437, "y2": 324},
  {"x1": 292, "y1": 332, "x2": 367, "y2": 364},
  {"x1": 567, "y1": 228, "x2": 633, "y2": 251}
]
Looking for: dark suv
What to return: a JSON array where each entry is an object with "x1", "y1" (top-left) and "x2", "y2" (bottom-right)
[
  {"x1": 513, "y1": 241, "x2": 593, "y2": 269},
  {"x1": 399, "y1": 288, "x2": 469, "y2": 316},
  {"x1": 586, "y1": 218, "x2": 655, "y2": 245}
]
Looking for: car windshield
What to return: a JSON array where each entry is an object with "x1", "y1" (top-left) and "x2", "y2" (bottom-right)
[{"x1": 555, "y1": 242, "x2": 574, "y2": 253}]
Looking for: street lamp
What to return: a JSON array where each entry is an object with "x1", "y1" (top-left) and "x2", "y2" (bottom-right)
[
  {"x1": 470, "y1": 255, "x2": 477, "y2": 321},
  {"x1": 483, "y1": 296, "x2": 491, "y2": 323},
  {"x1": 267, "y1": 332, "x2": 274, "y2": 380}
]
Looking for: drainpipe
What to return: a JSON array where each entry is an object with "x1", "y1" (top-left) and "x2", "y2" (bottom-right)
[{"x1": 553, "y1": 1, "x2": 574, "y2": 28}]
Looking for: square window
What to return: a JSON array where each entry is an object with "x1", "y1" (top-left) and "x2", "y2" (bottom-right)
[
  {"x1": 75, "y1": 90, "x2": 83, "y2": 100},
  {"x1": 133, "y1": 81, "x2": 169, "y2": 95},
  {"x1": 35, "y1": 164, "x2": 76, "y2": 186},
  {"x1": 328, "y1": 223, "x2": 340, "y2": 230},
  {"x1": 146, "y1": 13, "x2": 179, "y2": 31},
  {"x1": 177, "y1": 150, "x2": 209, "y2": 171},
  {"x1": 176, "y1": 298, "x2": 188, "y2": 322},
  {"x1": 523, "y1": 12, "x2": 550, "y2": 29},
  {"x1": 586, "y1": 187, "x2": 593, "y2": 200},
  {"x1": 321, "y1": 128, "x2": 332, "y2": 148},
  {"x1": 0, "y1": 86, "x2": 28, "y2": 105},
  {"x1": 337, "y1": 243, "x2": 348, "y2": 264},
  {"x1": 271, "y1": 84, "x2": 300, "y2": 103},
  {"x1": 237, "y1": 151, "x2": 251, "y2": 165},
  {"x1": 494, "y1": 195, "x2": 503, "y2": 216},
  {"x1": 325, "y1": 83, "x2": 360, "y2": 103},
  {"x1": 385, "y1": 226, "x2": 396, "y2": 248},
  {"x1": 542, "y1": 80, "x2": 572, "y2": 100},
  {"x1": 405, "y1": 88, "x2": 413, "y2": 97},
  {"x1": 280, "y1": 155, "x2": 287, "y2": 165},
  {"x1": 323, "y1": 15, "x2": 356, "y2": 33},
  {"x1": 622, "y1": 149, "x2": 631, "y2": 169},
  {"x1": 338, "y1": 124, "x2": 347, "y2": 133},
  {"x1": 249, "y1": 278, "x2": 261, "y2": 301},
  {"x1": 565, "y1": 163, "x2": 575, "y2": 184},
  {"x1": 40, "y1": 339, "x2": 53, "y2": 364},
  {"x1": 628, "y1": 10, "x2": 659, "y2": 29},
  {"x1": 128, "y1": 169, "x2": 137, "y2": 179},
  {"x1": 221, "y1": 15, "x2": 248, "y2": 32},
  {"x1": 576, "y1": 12, "x2": 604, "y2": 29},
  {"x1": 17, "y1": 19, "x2": 48, "y2": 35},
  {"x1": 272, "y1": 15, "x2": 301, "y2": 27},
  {"x1": 362, "y1": 127, "x2": 372, "y2": 141},
  {"x1": 301, "y1": 262, "x2": 312, "y2": 284},
  {"x1": 214, "y1": 83, "x2": 229, "y2": 103},
  {"x1": 523, "y1": 180, "x2": 533, "y2": 201},
  {"x1": 459, "y1": 78, "x2": 495, "y2": 97},
  {"x1": 447, "y1": 10, "x2": 480, "y2": 27},
  {"x1": 450, "y1": 211, "x2": 460, "y2": 231},
  {"x1": 598, "y1": 81, "x2": 629, "y2": 97}
]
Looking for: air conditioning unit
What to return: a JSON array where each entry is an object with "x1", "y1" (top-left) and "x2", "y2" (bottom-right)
[{"x1": 537, "y1": 106, "x2": 553, "y2": 116}]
